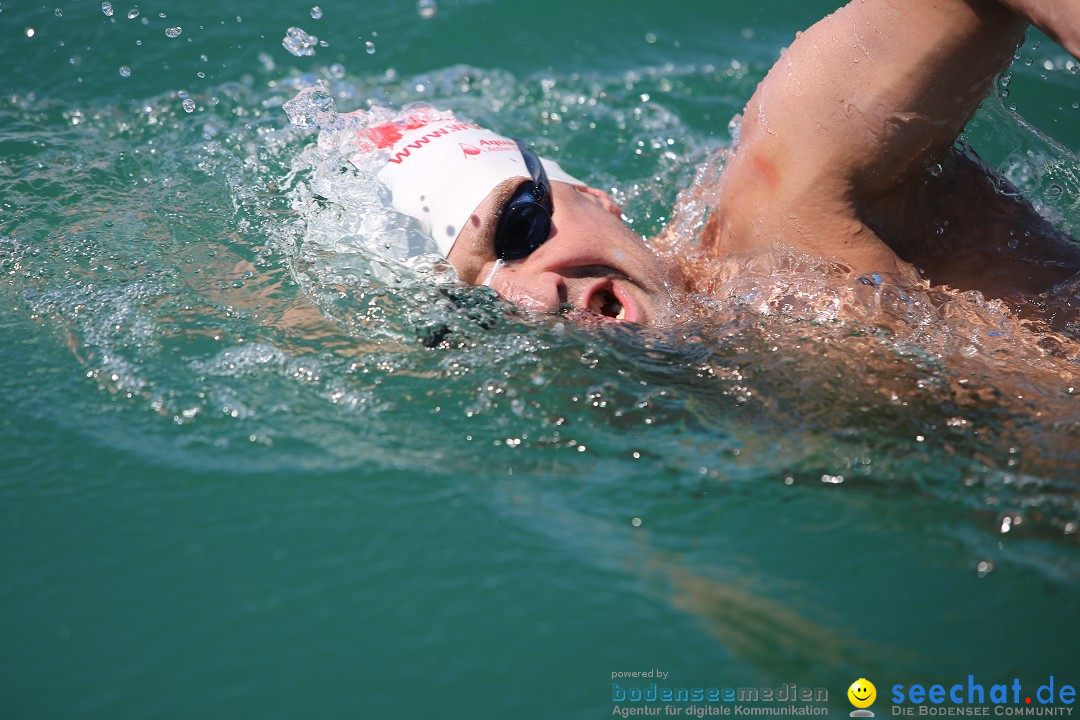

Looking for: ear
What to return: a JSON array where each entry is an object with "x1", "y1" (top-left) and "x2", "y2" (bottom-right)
[{"x1": 575, "y1": 185, "x2": 624, "y2": 218}]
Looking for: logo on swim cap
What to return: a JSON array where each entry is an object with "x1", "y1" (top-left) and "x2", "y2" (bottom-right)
[{"x1": 347, "y1": 104, "x2": 584, "y2": 258}]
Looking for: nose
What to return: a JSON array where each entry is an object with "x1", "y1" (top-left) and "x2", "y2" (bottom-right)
[{"x1": 490, "y1": 266, "x2": 566, "y2": 313}]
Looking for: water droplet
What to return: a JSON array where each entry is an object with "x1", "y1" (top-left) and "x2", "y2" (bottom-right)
[
  {"x1": 365, "y1": 40, "x2": 376, "y2": 54},
  {"x1": 630, "y1": 517, "x2": 642, "y2": 527},
  {"x1": 644, "y1": 32, "x2": 657, "y2": 44},
  {"x1": 1024, "y1": 57, "x2": 1032, "y2": 66},
  {"x1": 328, "y1": 62, "x2": 345, "y2": 79},
  {"x1": 165, "y1": 26, "x2": 181, "y2": 38},
  {"x1": 182, "y1": 98, "x2": 196, "y2": 113},
  {"x1": 54, "y1": 8, "x2": 62, "y2": 16},
  {"x1": 126, "y1": 7, "x2": 138, "y2": 19},
  {"x1": 1073, "y1": 101, "x2": 1079, "y2": 109},
  {"x1": 119, "y1": 65, "x2": 131, "y2": 77},
  {"x1": 282, "y1": 26, "x2": 318, "y2": 56},
  {"x1": 310, "y1": 5, "x2": 322, "y2": 19},
  {"x1": 26, "y1": 27, "x2": 35, "y2": 37},
  {"x1": 998, "y1": 513, "x2": 1023, "y2": 533},
  {"x1": 1000, "y1": 89, "x2": 1010, "y2": 98},
  {"x1": 282, "y1": 81, "x2": 337, "y2": 128},
  {"x1": 976, "y1": 560, "x2": 994, "y2": 578},
  {"x1": 158, "y1": 11, "x2": 166, "y2": 18},
  {"x1": 1047, "y1": 184, "x2": 1063, "y2": 198},
  {"x1": 101, "y1": 1, "x2": 113, "y2": 15},
  {"x1": 928, "y1": 162, "x2": 942, "y2": 177},
  {"x1": 196, "y1": 71, "x2": 205, "y2": 78},
  {"x1": 416, "y1": 0, "x2": 437, "y2": 18}
]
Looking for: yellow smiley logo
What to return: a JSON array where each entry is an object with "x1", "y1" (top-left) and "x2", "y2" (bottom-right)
[{"x1": 847, "y1": 678, "x2": 877, "y2": 709}]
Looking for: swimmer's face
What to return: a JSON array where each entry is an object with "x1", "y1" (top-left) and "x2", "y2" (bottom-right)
[{"x1": 447, "y1": 179, "x2": 676, "y2": 326}]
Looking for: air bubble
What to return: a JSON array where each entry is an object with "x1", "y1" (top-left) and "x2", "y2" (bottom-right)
[
  {"x1": 310, "y1": 6, "x2": 322, "y2": 19},
  {"x1": 417, "y1": 0, "x2": 437, "y2": 18},
  {"x1": 26, "y1": 27, "x2": 35, "y2": 37},
  {"x1": 182, "y1": 98, "x2": 196, "y2": 113},
  {"x1": 126, "y1": 7, "x2": 138, "y2": 19},
  {"x1": 54, "y1": 8, "x2": 62, "y2": 16},
  {"x1": 119, "y1": 65, "x2": 131, "y2": 77},
  {"x1": 165, "y1": 26, "x2": 181, "y2": 38},
  {"x1": 282, "y1": 26, "x2": 318, "y2": 57},
  {"x1": 101, "y1": 1, "x2": 113, "y2": 15},
  {"x1": 365, "y1": 40, "x2": 376, "y2": 55}
]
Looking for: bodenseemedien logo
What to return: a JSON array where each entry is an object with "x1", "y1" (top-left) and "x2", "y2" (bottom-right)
[{"x1": 848, "y1": 678, "x2": 877, "y2": 717}]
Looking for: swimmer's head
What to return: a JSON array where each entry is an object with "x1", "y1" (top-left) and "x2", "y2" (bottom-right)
[
  {"x1": 355, "y1": 106, "x2": 582, "y2": 257},
  {"x1": 352, "y1": 106, "x2": 676, "y2": 325}
]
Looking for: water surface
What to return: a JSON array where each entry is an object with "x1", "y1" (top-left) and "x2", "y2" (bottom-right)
[{"x1": 2, "y1": 1, "x2": 1078, "y2": 718}]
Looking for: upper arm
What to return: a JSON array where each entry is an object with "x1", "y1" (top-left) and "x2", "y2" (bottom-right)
[{"x1": 707, "y1": 0, "x2": 1026, "y2": 274}]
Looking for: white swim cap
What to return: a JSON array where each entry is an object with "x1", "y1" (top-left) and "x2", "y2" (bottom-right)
[{"x1": 350, "y1": 107, "x2": 582, "y2": 257}]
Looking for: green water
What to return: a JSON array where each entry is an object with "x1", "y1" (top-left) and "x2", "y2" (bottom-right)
[{"x1": 2, "y1": 1, "x2": 1079, "y2": 718}]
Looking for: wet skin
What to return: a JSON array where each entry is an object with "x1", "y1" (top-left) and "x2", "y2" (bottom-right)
[
  {"x1": 447, "y1": 178, "x2": 676, "y2": 325},
  {"x1": 447, "y1": 0, "x2": 1080, "y2": 329}
]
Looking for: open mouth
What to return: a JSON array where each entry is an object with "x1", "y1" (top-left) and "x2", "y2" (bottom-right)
[
  {"x1": 583, "y1": 280, "x2": 639, "y2": 323},
  {"x1": 588, "y1": 285, "x2": 626, "y2": 320}
]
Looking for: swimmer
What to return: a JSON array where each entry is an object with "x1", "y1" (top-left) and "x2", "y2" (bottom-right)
[{"x1": 354, "y1": 0, "x2": 1080, "y2": 327}]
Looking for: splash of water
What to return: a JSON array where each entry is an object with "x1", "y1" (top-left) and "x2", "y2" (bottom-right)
[{"x1": 282, "y1": 26, "x2": 318, "y2": 57}]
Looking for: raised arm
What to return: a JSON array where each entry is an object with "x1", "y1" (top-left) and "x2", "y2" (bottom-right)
[
  {"x1": 704, "y1": 0, "x2": 1032, "y2": 275},
  {"x1": 997, "y1": 0, "x2": 1080, "y2": 58}
]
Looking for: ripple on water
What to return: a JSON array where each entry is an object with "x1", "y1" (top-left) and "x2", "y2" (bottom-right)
[{"x1": 0, "y1": 60, "x2": 1076, "y2": 548}]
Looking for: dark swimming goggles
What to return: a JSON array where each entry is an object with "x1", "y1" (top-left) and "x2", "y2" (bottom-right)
[{"x1": 493, "y1": 139, "x2": 554, "y2": 261}]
